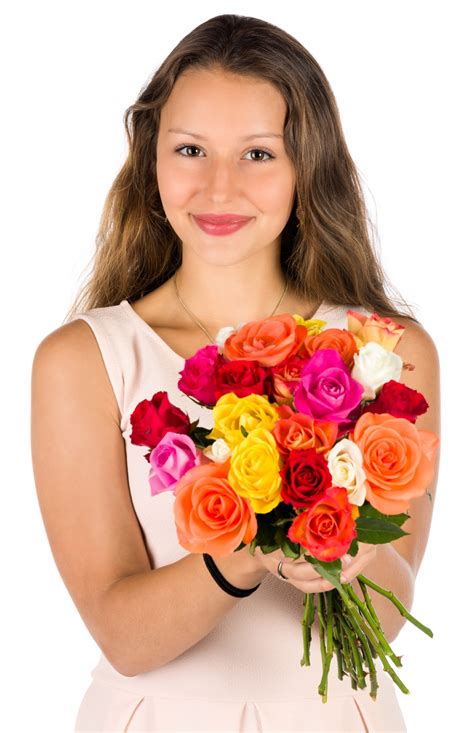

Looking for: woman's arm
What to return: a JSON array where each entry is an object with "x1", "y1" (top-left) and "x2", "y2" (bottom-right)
[
  {"x1": 31, "y1": 321, "x2": 267, "y2": 678},
  {"x1": 328, "y1": 318, "x2": 441, "y2": 642}
]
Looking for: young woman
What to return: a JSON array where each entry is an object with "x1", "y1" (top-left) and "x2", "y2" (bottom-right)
[{"x1": 31, "y1": 13, "x2": 439, "y2": 733}]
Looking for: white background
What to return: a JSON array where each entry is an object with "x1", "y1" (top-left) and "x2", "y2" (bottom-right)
[{"x1": 2, "y1": 1, "x2": 471, "y2": 730}]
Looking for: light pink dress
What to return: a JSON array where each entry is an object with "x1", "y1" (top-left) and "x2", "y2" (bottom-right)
[{"x1": 69, "y1": 299, "x2": 408, "y2": 732}]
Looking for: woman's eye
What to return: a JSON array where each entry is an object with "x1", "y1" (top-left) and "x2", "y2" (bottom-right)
[{"x1": 174, "y1": 145, "x2": 274, "y2": 162}]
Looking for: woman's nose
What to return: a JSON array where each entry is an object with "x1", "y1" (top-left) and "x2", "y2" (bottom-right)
[{"x1": 202, "y1": 158, "x2": 240, "y2": 199}]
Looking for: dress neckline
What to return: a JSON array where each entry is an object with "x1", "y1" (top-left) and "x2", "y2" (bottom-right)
[{"x1": 119, "y1": 298, "x2": 336, "y2": 364}]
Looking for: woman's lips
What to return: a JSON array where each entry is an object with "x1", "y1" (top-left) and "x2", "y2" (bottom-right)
[{"x1": 192, "y1": 214, "x2": 253, "y2": 236}]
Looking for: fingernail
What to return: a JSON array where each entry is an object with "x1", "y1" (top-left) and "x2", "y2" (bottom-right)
[{"x1": 341, "y1": 573, "x2": 348, "y2": 583}]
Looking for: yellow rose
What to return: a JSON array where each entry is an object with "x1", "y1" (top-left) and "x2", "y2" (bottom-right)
[
  {"x1": 228, "y1": 427, "x2": 282, "y2": 513},
  {"x1": 292, "y1": 313, "x2": 327, "y2": 337},
  {"x1": 207, "y1": 392, "x2": 280, "y2": 450}
]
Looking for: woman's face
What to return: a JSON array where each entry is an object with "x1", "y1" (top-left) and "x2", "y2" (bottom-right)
[{"x1": 156, "y1": 67, "x2": 296, "y2": 266}]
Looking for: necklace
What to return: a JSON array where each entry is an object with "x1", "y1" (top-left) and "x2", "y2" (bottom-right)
[{"x1": 173, "y1": 271, "x2": 289, "y2": 345}]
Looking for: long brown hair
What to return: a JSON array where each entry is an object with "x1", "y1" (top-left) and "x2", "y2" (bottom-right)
[{"x1": 64, "y1": 13, "x2": 419, "y2": 326}]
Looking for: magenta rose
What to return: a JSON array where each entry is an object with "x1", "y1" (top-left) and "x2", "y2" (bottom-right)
[
  {"x1": 130, "y1": 390, "x2": 190, "y2": 449},
  {"x1": 149, "y1": 431, "x2": 202, "y2": 495},
  {"x1": 177, "y1": 344, "x2": 222, "y2": 406},
  {"x1": 293, "y1": 349, "x2": 364, "y2": 423}
]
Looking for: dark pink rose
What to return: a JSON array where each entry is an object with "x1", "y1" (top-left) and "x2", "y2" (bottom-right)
[
  {"x1": 293, "y1": 349, "x2": 364, "y2": 423},
  {"x1": 177, "y1": 345, "x2": 221, "y2": 406}
]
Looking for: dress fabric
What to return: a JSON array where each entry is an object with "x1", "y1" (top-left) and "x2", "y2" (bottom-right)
[{"x1": 68, "y1": 299, "x2": 408, "y2": 732}]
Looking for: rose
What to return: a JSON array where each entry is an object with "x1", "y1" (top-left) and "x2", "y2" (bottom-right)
[
  {"x1": 279, "y1": 448, "x2": 333, "y2": 508},
  {"x1": 149, "y1": 431, "x2": 202, "y2": 495},
  {"x1": 202, "y1": 437, "x2": 232, "y2": 464},
  {"x1": 228, "y1": 428, "x2": 282, "y2": 513},
  {"x1": 361, "y1": 379, "x2": 429, "y2": 423},
  {"x1": 271, "y1": 353, "x2": 309, "y2": 404},
  {"x1": 207, "y1": 392, "x2": 281, "y2": 449},
  {"x1": 215, "y1": 359, "x2": 273, "y2": 400},
  {"x1": 287, "y1": 486, "x2": 359, "y2": 562},
  {"x1": 177, "y1": 344, "x2": 221, "y2": 406},
  {"x1": 347, "y1": 310, "x2": 405, "y2": 351},
  {"x1": 173, "y1": 459, "x2": 257, "y2": 557},
  {"x1": 272, "y1": 411, "x2": 338, "y2": 459},
  {"x1": 301, "y1": 327, "x2": 358, "y2": 368},
  {"x1": 325, "y1": 438, "x2": 367, "y2": 506},
  {"x1": 223, "y1": 313, "x2": 308, "y2": 367},
  {"x1": 130, "y1": 390, "x2": 190, "y2": 449},
  {"x1": 351, "y1": 342, "x2": 403, "y2": 400},
  {"x1": 352, "y1": 411, "x2": 440, "y2": 514},
  {"x1": 293, "y1": 349, "x2": 364, "y2": 423}
]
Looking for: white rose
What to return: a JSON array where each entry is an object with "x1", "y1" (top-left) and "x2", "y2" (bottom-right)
[
  {"x1": 351, "y1": 341, "x2": 403, "y2": 400},
  {"x1": 326, "y1": 438, "x2": 367, "y2": 506},
  {"x1": 202, "y1": 438, "x2": 232, "y2": 463},
  {"x1": 215, "y1": 325, "x2": 237, "y2": 350}
]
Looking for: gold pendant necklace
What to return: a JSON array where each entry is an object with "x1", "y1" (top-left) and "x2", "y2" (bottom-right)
[{"x1": 173, "y1": 271, "x2": 289, "y2": 345}]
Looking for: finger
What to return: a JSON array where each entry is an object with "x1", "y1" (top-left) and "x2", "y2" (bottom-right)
[{"x1": 342, "y1": 545, "x2": 377, "y2": 583}]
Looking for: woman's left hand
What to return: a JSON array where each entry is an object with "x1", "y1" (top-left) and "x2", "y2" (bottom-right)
[{"x1": 262, "y1": 542, "x2": 377, "y2": 593}]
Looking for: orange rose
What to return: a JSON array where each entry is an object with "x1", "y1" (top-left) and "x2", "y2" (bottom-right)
[
  {"x1": 287, "y1": 486, "x2": 358, "y2": 562},
  {"x1": 352, "y1": 412, "x2": 440, "y2": 514},
  {"x1": 223, "y1": 313, "x2": 308, "y2": 367},
  {"x1": 301, "y1": 327, "x2": 358, "y2": 368},
  {"x1": 272, "y1": 412, "x2": 338, "y2": 458},
  {"x1": 173, "y1": 459, "x2": 257, "y2": 557},
  {"x1": 347, "y1": 310, "x2": 405, "y2": 351}
]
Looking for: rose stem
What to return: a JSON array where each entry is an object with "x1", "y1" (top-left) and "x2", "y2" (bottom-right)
[
  {"x1": 339, "y1": 609, "x2": 367, "y2": 689},
  {"x1": 342, "y1": 597, "x2": 411, "y2": 695},
  {"x1": 357, "y1": 573, "x2": 433, "y2": 638},
  {"x1": 318, "y1": 591, "x2": 335, "y2": 703},
  {"x1": 300, "y1": 592, "x2": 316, "y2": 666},
  {"x1": 344, "y1": 583, "x2": 402, "y2": 667},
  {"x1": 343, "y1": 601, "x2": 379, "y2": 700},
  {"x1": 337, "y1": 606, "x2": 358, "y2": 688},
  {"x1": 332, "y1": 611, "x2": 345, "y2": 681}
]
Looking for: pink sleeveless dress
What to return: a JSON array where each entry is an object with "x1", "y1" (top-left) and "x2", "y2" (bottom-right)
[{"x1": 69, "y1": 299, "x2": 408, "y2": 732}]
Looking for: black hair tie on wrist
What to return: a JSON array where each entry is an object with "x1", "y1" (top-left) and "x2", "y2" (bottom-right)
[{"x1": 202, "y1": 553, "x2": 261, "y2": 597}]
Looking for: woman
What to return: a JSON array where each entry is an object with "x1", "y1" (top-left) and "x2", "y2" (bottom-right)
[{"x1": 31, "y1": 13, "x2": 439, "y2": 732}]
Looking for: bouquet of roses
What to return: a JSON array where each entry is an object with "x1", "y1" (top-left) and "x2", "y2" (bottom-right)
[{"x1": 129, "y1": 309, "x2": 439, "y2": 703}]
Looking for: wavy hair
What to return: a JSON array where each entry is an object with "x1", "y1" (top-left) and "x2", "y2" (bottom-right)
[{"x1": 64, "y1": 13, "x2": 419, "y2": 326}]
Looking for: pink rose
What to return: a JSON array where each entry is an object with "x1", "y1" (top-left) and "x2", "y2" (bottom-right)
[
  {"x1": 293, "y1": 349, "x2": 364, "y2": 423},
  {"x1": 177, "y1": 345, "x2": 222, "y2": 406},
  {"x1": 149, "y1": 431, "x2": 201, "y2": 495}
]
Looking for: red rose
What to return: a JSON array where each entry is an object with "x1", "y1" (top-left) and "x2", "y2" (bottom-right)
[
  {"x1": 280, "y1": 448, "x2": 333, "y2": 509},
  {"x1": 362, "y1": 379, "x2": 429, "y2": 423},
  {"x1": 287, "y1": 486, "x2": 358, "y2": 562},
  {"x1": 215, "y1": 359, "x2": 273, "y2": 400},
  {"x1": 130, "y1": 390, "x2": 190, "y2": 449}
]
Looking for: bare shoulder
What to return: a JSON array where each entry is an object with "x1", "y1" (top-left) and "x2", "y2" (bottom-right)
[
  {"x1": 32, "y1": 318, "x2": 120, "y2": 424},
  {"x1": 391, "y1": 315, "x2": 439, "y2": 366}
]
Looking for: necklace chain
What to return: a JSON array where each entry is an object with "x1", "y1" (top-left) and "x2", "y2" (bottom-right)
[{"x1": 173, "y1": 271, "x2": 289, "y2": 345}]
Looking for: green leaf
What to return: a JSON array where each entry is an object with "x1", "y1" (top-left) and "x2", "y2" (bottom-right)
[
  {"x1": 260, "y1": 542, "x2": 281, "y2": 554},
  {"x1": 281, "y1": 536, "x2": 301, "y2": 559},
  {"x1": 303, "y1": 554, "x2": 344, "y2": 593},
  {"x1": 355, "y1": 516, "x2": 409, "y2": 544},
  {"x1": 347, "y1": 538, "x2": 359, "y2": 557},
  {"x1": 240, "y1": 425, "x2": 249, "y2": 437},
  {"x1": 358, "y1": 502, "x2": 410, "y2": 528}
]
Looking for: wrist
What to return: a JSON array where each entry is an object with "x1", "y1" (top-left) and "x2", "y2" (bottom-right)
[{"x1": 213, "y1": 549, "x2": 267, "y2": 589}]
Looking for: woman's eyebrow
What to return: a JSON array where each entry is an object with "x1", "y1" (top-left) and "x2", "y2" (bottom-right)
[{"x1": 167, "y1": 127, "x2": 283, "y2": 141}]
